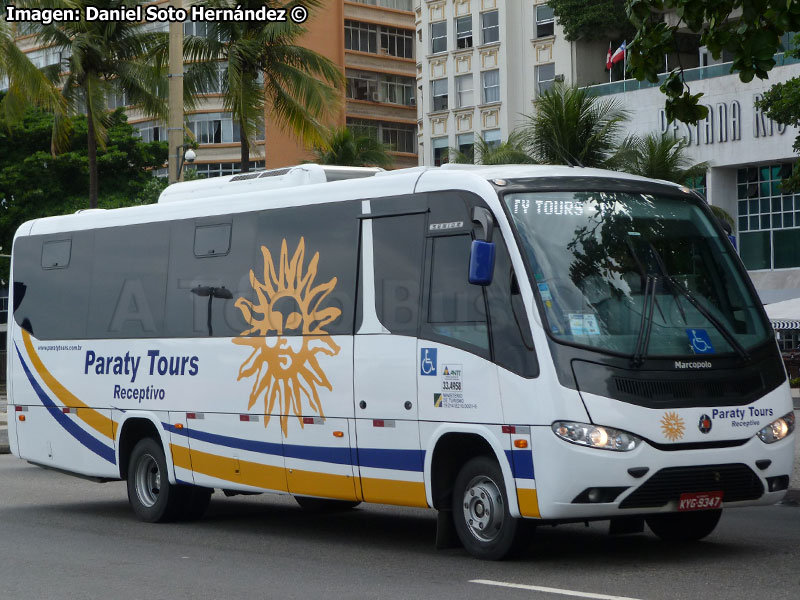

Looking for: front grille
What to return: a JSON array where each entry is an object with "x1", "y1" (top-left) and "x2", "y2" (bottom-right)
[
  {"x1": 613, "y1": 373, "x2": 763, "y2": 408},
  {"x1": 619, "y1": 463, "x2": 763, "y2": 509}
]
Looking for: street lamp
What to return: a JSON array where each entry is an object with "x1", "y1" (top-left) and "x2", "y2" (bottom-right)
[{"x1": 177, "y1": 145, "x2": 196, "y2": 180}]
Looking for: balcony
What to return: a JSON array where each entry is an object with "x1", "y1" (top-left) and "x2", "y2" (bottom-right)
[{"x1": 584, "y1": 53, "x2": 800, "y2": 97}]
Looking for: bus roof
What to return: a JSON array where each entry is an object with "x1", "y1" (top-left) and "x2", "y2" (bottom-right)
[{"x1": 17, "y1": 164, "x2": 685, "y2": 238}]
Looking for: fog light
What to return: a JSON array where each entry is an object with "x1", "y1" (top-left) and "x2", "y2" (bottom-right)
[
  {"x1": 572, "y1": 486, "x2": 628, "y2": 504},
  {"x1": 767, "y1": 475, "x2": 790, "y2": 492}
]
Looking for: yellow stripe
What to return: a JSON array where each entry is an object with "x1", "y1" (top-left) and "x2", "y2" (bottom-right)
[
  {"x1": 22, "y1": 330, "x2": 118, "y2": 440},
  {"x1": 172, "y1": 445, "x2": 289, "y2": 492},
  {"x1": 517, "y1": 488, "x2": 540, "y2": 518},
  {"x1": 288, "y1": 469, "x2": 359, "y2": 501},
  {"x1": 361, "y1": 478, "x2": 428, "y2": 508}
]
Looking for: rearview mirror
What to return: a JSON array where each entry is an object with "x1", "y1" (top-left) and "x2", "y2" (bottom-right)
[{"x1": 469, "y1": 240, "x2": 496, "y2": 286}]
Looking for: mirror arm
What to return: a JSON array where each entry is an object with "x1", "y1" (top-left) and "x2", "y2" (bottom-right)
[{"x1": 472, "y1": 207, "x2": 494, "y2": 242}]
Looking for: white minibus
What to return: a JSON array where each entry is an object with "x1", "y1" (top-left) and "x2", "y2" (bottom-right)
[{"x1": 6, "y1": 164, "x2": 794, "y2": 559}]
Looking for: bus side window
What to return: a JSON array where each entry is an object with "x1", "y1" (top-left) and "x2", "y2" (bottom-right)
[
  {"x1": 485, "y1": 232, "x2": 539, "y2": 378},
  {"x1": 13, "y1": 233, "x2": 92, "y2": 340},
  {"x1": 165, "y1": 216, "x2": 254, "y2": 338},
  {"x1": 254, "y1": 201, "x2": 360, "y2": 336},
  {"x1": 41, "y1": 239, "x2": 71, "y2": 269},
  {"x1": 88, "y1": 223, "x2": 170, "y2": 339},
  {"x1": 193, "y1": 223, "x2": 232, "y2": 257},
  {"x1": 424, "y1": 234, "x2": 490, "y2": 356},
  {"x1": 371, "y1": 214, "x2": 425, "y2": 335}
]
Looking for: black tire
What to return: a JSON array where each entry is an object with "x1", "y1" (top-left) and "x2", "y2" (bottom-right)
[
  {"x1": 451, "y1": 456, "x2": 527, "y2": 560},
  {"x1": 646, "y1": 509, "x2": 722, "y2": 542},
  {"x1": 127, "y1": 437, "x2": 184, "y2": 523},
  {"x1": 293, "y1": 496, "x2": 361, "y2": 512},
  {"x1": 181, "y1": 486, "x2": 212, "y2": 521}
]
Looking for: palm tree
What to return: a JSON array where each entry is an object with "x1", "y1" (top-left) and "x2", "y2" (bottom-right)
[
  {"x1": 519, "y1": 83, "x2": 629, "y2": 168},
  {"x1": 311, "y1": 127, "x2": 393, "y2": 168},
  {"x1": 18, "y1": 0, "x2": 167, "y2": 208},
  {"x1": 450, "y1": 132, "x2": 535, "y2": 165},
  {"x1": 185, "y1": 0, "x2": 344, "y2": 172},
  {"x1": 619, "y1": 132, "x2": 734, "y2": 228},
  {"x1": 0, "y1": 21, "x2": 66, "y2": 143},
  {"x1": 622, "y1": 132, "x2": 709, "y2": 183}
]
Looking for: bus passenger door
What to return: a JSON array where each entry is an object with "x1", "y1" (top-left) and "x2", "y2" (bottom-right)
[
  {"x1": 353, "y1": 212, "x2": 428, "y2": 507},
  {"x1": 282, "y1": 336, "x2": 359, "y2": 501},
  {"x1": 417, "y1": 232, "x2": 504, "y2": 429}
]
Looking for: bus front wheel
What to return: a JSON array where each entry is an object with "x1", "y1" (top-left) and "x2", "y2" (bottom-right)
[
  {"x1": 646, "y1": 509, "x2": 722, "y2": 542},
  {"x1": 451, "y1": 456, "x2": 526, "y2": 560},
  {"x1": 127, "y1": 437, "x2": 183, "y2": 523}
]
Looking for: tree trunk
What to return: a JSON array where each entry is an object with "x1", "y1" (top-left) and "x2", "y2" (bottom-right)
[
  {"x1": 240, "y1": 119, "x2": 250, "y2": 173},
  {"x1": 87, "y1": 101, "x2": 98, "y2": 209}
]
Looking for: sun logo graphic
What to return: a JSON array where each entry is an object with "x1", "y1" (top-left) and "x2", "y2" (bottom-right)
[
  {"x1": 232, "y1": 237, "x2": 341, "y2": 436},
  {"x1": 660, "y1": 411, "x2": 685, "y2": 441}
]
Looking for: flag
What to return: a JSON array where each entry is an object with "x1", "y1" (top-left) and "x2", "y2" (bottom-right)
[
  {"x1": 610, "y1": 41, "x2": 626, "y2": 66},
  {"x1": 606, "y1": 42, "x2": 613, "y2": 70}
]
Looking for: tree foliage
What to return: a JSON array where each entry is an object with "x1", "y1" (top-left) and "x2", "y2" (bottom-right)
[
  {"x1": 185, "y1": 0, "x2": 343, "y2": 172},
  {"x1": 449, "y1": 132, "x2": 535, "y2": 165},
  {"x1": 619, "y1": 132, "x2": 709, "y2": 182},
  {"x1": 15, "y1": 0, "x2": 168, "y2": 208},
  {"x1": 549, "y1": 0, "x2": 636, "y2": 42},
  {"x1": 311, "y1": 127, "x2": 393, "y2": 168},
  {"x1": 0, "y1": 105, "x2": 167, "y2": 281},
  {"x1": 520, "y1": 84, "x2": 630, "y2": 168},
  {"x1": 626, "y1": 0, "x2": 800, "y2": 124},
  {"x1": 756, "y1": 35, "x2": 800, "y2": 191}
]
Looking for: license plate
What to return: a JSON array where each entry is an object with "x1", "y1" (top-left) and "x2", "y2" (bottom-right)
[{"x1": 678, "y1": 491, "x2": 723, "y2": 511}]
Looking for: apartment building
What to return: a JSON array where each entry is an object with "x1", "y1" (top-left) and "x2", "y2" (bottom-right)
[
  {"x1": 344, "y1": 0, "x2": 419, "y2": 168},
  {"x1": 8, "y1": 0, "x2": 418, "y2": 175},
  {"x1": 415, "y1": 0, "x2": 606, "y2": 166}
]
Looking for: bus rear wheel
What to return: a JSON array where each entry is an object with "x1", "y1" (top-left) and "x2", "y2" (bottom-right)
[
  {"x1": 451, "y1": 456, "x2": 526, "y2": 560},
  {"x1": 127, "y1": 437, "x2": 184, "y2": 523},
  {"x1": 646, "y1": 509, "x2": 722, "y2": 542}
]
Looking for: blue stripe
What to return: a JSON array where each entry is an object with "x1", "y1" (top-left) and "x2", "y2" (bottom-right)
[
  {"x1": 15, "y1": 345, "x2": 116, "y2": 465},
  {"x1": 164, "y1": 423, "x2": 284, "y2": 456},
  {"x1": 284, "y1": 443, "x2": 352, "y2": 465},
  {"x1": 357, "y1": 448, "x2": 424, "y2": 472},
  {"x1": 163, "y1": 422, "x2": 424, "y2": 471},
  {"x1": 163, "y1": 423, "x2": 352, "y2": 466},
  {"x1": 506, "y1": 449, "x2": 535, "y2": 480}
]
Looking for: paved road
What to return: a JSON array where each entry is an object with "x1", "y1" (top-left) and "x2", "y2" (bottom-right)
[{"x1": 1, "y1": 455, "x2": 798, "y2": 600}]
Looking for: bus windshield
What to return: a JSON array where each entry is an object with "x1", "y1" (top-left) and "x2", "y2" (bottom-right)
[{"x1": 504, "y1": 190, "x2": 771, "y2": 358}]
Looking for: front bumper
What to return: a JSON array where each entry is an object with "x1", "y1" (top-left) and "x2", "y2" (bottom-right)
[{"x1": 529, "y1": 426, "x2": 794, "y2": 520}]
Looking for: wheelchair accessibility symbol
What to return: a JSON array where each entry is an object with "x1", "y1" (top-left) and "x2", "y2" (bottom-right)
[
  {"x1": 686, "y1": 328, "x2": 715, "y2": 354},
  {"x1": 420, "y1": 348, "x2": 437, "y2": 376}
]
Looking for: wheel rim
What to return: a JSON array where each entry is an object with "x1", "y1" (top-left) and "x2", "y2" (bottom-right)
[
  {"x1": 134, "y1": 453, "x2": 161, "y2": 508},
  {"x1": 462, "y1": 474, "x2": 504, "y2": 543}
]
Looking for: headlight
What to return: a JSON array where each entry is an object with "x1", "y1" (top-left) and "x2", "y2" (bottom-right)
[
  {"x1": 552, "y1": 421, "x2": 642, "y2": 452},
  {"x1": 756, "y1": 412, "x2": 795, "y2": 444}
]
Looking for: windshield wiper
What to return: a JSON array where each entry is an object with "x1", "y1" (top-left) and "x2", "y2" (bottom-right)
[
  {"x1": 646, "y1": 243, "x2": 749, "y2": 361},
  {"x1": 631, "y1": 274, "x2": 657, "y2": 367}
]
